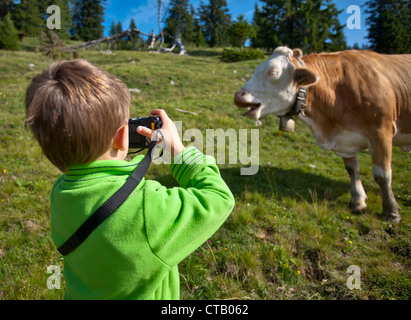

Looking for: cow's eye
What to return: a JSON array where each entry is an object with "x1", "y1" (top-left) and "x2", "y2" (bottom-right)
[{"x1": 267, "y1": 69, "x2": 280, "y2": 78}]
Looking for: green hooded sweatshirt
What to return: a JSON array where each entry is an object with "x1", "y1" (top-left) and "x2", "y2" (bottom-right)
[{"x1": 50, "y1": 147, "x2": 235, "y2": 300}]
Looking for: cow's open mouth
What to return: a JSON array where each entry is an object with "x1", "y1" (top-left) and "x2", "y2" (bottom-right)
[
  {"x1": 233, "y1": 91, "x2": 263, "y2": 119},
  {"x1": 244, "y1": 103, "x2": 262, "y2": 119}
]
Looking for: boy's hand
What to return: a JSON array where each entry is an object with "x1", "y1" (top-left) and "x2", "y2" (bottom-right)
[{"x1": 137, "y1": 109, "x2": 186, "y2": 157}]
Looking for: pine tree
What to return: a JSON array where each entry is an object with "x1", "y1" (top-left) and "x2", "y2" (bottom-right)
[
  {"x1": 198, "y1": 0, "x2": 231, "y2": 47},
  {"x1": 228, "y1": 15, "x2": 256, "y2": 48},
  {"x1": 303, "y1": 0, "x2": 346, "y2": 52},
  {"x1": 195, "y1": 28, "x2": 206, "y2": 48},
  {"x1": 13, "y1": 0, "x2": 43, "y2": 37},
  {"x1": 192, "y1": 6, "x2": 204, "y2": 47},
  {"x1": 164, "y1": 0, "x2": 194, "y2": 45},
  {"x1": 187, "y1": 4, "x2": 196, "y2": 44},
  {"x1": 0, "y1": 0, "x2": 13, "y2": 19},
  {"x1": 129, "y1": 18, "x2": 137, "y2": 30},
  {"x1": 192, "y1": 14, "x2": 206, "y2": 48},
  {"x1": 71, "y1": 0, "x2": 106, "y2": 41},
  {"x1": 365, "y1": 0, "x2": 410, "y2": 54},
  {"x1": 253, "y1": 0, "x2": 346, "y2": 53},
  {"x1": 320, "y1": 0, "x2": 346, "y2": 52},
  {"x1": 109, "y1": 20, "x2": 116, "y2": 36},
  {"x1": 251, "y1": 0, "x2": 287, "y2": 49},
  {"x1": 116, "y1": 20, "x2": 123, "y2": 34},
  {"x1": 250, "y1": 2, "x2": 264, "y2": 48},
  {"x1": 0, "y1": 13, "x2": 19, "y2": 50},
  {"x1": 128, "y1": 18, "x2": 141, "y2": 48}
]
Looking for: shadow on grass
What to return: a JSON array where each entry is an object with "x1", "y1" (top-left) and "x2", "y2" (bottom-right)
[
  {"x1": 156, "y1": 165, "x2": 351, "y2": 204},
  {"x1": 186, "y1": 49, "x2": 222, "y2": 57},
  {"x1": 220, "y1": 166, "x2": 350, "y2": 203}
]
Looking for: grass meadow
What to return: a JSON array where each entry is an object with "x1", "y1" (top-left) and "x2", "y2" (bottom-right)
[{"x1": 0, "y1": 40, "x2": 410, "y2": 300}]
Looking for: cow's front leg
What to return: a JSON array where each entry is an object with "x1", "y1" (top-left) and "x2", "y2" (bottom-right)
[
  {"x1": 370, "y1": 134, "x2": 401, "y2": 223},
  {"x1": 372, "y1": 165, "x2": 401, "y2": 223},
  {"x1": 343, "y1": 156, "x2": 367, "y2": 212}
]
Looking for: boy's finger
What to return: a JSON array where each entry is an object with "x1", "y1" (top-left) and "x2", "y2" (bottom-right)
[
  {"x1": 137, "y1": 126, "x2": 152, "y2": 138},
  {"x1": 150, "y1": 109, "x2": 163, "y2": 116},
  {"x1": 150, "y1": 109, "x2": 169, "y2": 124}
]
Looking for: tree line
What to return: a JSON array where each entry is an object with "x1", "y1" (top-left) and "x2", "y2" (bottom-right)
[
  {"x1": 0, "y1": 0, "x2": 104, "y2": 47},
  {"x1": 0, "y1": 0, "x2": 409, "y2": 54}
]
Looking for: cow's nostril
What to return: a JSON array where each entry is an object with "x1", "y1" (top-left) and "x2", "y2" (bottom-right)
[
  {"x1": 234, "y1": 91, "x2": 244, "y2": 104},
  {"x1": 235, "y1": 90, "x2": 246, "y2": 100},
  {"x1": 234, "y1": 90, "x2": 258, "y2": 109}
]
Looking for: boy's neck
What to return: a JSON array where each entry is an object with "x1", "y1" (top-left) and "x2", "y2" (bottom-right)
[{"x1": 97, "y1": 147, "x2": 128, "y2": 162}]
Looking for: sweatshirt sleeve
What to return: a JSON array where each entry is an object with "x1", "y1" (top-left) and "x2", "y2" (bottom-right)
[{"x1": 142, "y1": 147, "x2": 235, "y2": 267}]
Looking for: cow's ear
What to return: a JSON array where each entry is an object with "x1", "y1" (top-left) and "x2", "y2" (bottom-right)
[
  {"x1": 293, "y1": 49, "x2": 303, "y2": 59},
  {"x1": 294, "y1": 68, "x2": 318, "y2": 87}
]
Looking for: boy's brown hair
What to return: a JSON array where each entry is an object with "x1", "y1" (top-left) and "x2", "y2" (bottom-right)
[{"x1": 25, "y1": 60, "x2": 130, "y2": 172}]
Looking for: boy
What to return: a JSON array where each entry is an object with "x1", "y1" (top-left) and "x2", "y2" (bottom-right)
[{"x1": 25, "y1": 60, "x2": 235, "y2": 300}]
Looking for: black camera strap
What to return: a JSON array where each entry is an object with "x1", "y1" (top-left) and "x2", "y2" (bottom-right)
[{"x1": 57, "y1": 141, "x2": 157, "y2": 256}]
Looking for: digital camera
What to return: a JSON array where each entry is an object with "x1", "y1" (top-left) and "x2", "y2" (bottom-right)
[{"x1": 128, "y1": 116, "x2": 162, "y2": 149}]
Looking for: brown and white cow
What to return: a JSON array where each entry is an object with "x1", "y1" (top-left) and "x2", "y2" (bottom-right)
[{"x1": 234, "y1": 46, "x2": 411, "y2": 223}]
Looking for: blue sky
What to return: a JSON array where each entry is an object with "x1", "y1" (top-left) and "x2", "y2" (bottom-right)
[{"x1": 103, "y1": 0, "x2": 370, "y2": 47}]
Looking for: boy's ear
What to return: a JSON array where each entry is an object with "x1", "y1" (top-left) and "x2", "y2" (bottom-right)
[{"x1": 113, "y1": 124, "x2": 128, "y2": 151}]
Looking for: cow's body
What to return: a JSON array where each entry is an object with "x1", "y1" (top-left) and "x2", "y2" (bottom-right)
[{"x1": 234, "y1": 47, "x2": 411, "y2": 223}]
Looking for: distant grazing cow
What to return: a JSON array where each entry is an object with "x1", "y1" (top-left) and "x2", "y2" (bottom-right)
[{"x1": 234, "y1": 47, "x2": 411, "y2": 223}]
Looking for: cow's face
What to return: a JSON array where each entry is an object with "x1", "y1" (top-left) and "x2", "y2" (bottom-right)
[{"x1": 234, "y1": 47, "x2": 318, "y2": 120}]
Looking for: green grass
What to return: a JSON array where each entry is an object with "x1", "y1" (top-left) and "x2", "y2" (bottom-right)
[{"x1": 0, "y1": 45, "x2": 410, "y2": 300}]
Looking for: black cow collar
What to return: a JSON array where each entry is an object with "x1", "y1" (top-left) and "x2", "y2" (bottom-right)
[
  {"x1": 285, "y1": 55, "x2": 308, "y2": 118},
  {"x1": 285, "y1": 86, "x2": 308, "y2": 118}
]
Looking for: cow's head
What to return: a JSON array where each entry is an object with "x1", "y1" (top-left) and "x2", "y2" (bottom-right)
[{"x1": 234, "y1": 47, "x2": 318, "y2": 125}]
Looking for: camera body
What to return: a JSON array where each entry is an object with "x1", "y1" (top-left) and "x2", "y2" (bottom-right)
[{"x1": 128, "y1": 116, "x2": 162, "y2": 148}]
